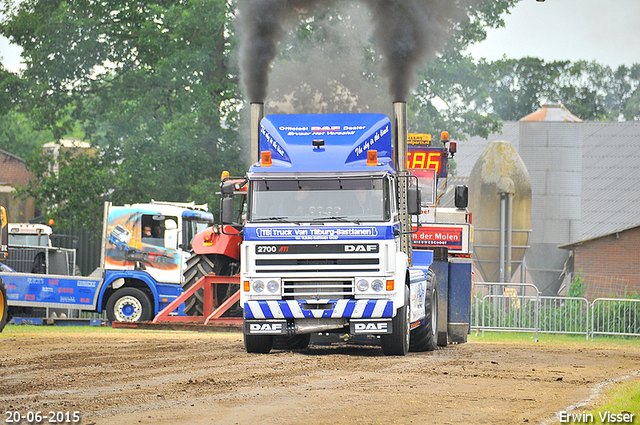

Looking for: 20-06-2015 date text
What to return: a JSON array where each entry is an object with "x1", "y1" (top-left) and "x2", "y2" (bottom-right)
[{"x1": 5, "y1": 411, "x2": 81, "y2": 424}]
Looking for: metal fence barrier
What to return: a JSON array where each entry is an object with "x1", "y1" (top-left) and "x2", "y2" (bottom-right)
[
  {"x1": 591, "y1": 298, "x2": 640, "y2": 338},
  {"x1": 6, "y1": 245, "x2": 77, "y2": 275},
  {"x1": 472, "y1": 282, "x2": 639, "y2": 340}
]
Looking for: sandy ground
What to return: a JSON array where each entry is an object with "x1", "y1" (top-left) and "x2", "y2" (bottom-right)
[{"x1": 1, "y1": 328, "x2": 639, "y2": 425}]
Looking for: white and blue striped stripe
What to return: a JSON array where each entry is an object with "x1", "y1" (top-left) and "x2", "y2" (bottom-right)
[{"x1": 244, "y1": 299, "x2": 394, "y2": 320}]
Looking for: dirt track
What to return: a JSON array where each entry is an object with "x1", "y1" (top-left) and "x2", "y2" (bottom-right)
[{"x1": 1, "y1": 328, "x2": 639, "y2": 425}]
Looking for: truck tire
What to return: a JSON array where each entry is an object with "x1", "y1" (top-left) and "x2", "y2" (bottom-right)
[
  {"x1": 182, "y1": 253, "x2": 238, "y2": 316},
  {"x1": 106, "y1": 287, "x2": 153, "y2": 323},
  {"x1": 273, "y1": 334, "x2": 311, "y2": 350},
  {"x1": 0, "y1": 278, "x2": 7, "y2": 333},
  {"x1": 409, "y1": 269, "x2": 438, "y2": 352},
  {"x1": 381, "y1": 286, "x2": 410, "y2": 356}
]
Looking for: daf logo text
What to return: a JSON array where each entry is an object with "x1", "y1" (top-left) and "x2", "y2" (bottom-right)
[{"x1": 345, "y1": 244, "x2": 378, "y2": 253}]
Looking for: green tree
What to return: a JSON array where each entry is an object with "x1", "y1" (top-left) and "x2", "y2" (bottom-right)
[
  {"x1": 409, "y1": 0, "x2": 522, "y2": 138},
  {"x1": 0, "y1": 110, "x2": 53, "y2": 158},
  {"x1": 18, "y1": 149, "x2": 110, "y2": 232},
  {"x1": 1, "y1": 0, "x2": 243, "y2": 228},
  {"x1": 485, "y1": 57, "x2": 569, "y2": 121}
]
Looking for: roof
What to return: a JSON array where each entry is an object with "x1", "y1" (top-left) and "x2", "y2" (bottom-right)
[
  {"x1": 451, "y1": 120, "x2": 640, "y2": 244},
  {"x1": 580, "y1": 121, "x2": 640, "y2": 241},
  {"x1": 559, "y1": 223, "x2": 640, "y2": 249},
  {"x1": 0, "y1": 148, "x2": 26, "y2": 163},
  {"x1": 520, "y1": 103, "x2": 583, "y2": 123},
  {"x1": 42, "y1": 138, "x2": 91, "y2": 149}
]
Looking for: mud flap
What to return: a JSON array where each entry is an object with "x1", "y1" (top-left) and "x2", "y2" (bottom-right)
[
  {"x1": 350, "y1": 319, "x2": 392, "y2": 335},
  {"x1": 244, "y1": 320, "x2": 287, "y2": 335}
]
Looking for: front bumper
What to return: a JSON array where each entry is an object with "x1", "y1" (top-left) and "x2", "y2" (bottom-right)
[{"x1": 244, "y1": 299, "x2": 394, "y2": 320}]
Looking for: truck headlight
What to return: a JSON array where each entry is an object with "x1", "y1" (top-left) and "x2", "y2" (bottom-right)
[
  {"x1": 252, "y1": 280, "x2": 265, "y2": 293},
  {"x1": 371, "y1": 279, "x2": 384, "y2": 292},
  {"x1": 356, "y1": 279, "x2": 369, "y2": 292},
  {"x1": 267, "y1": 280, "x2": 279, "y2": 293}
]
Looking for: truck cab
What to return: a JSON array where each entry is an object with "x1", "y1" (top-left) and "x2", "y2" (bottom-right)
[
  {"x1": 101, "y1": 201, "x2": 214, "y2": 322},
  {"x1": 230, "y1": 113, "x2": 437, "y2": 355},
  {"x1": 7, "y1": 223, "x2": 52, "y2": 247}
]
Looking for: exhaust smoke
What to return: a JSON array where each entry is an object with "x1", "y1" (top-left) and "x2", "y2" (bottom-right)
[
  {"x1": 365, "y1": 0, "x2": 468, "y2": 101},
  {"x1": 237, "y1": 0, "x2": 333, "y2": 103},
  {"x1": 237, "y1": 0, "x2": 473, "y2": 103}
]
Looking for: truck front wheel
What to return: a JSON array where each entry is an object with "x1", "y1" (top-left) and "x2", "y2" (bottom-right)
[
  {"x1": 0, "y1": 278, "x2": 7, "y2": 333},
  {"x1": 106, "y1": 287, "x2": 152, "y2": 323},
  {"x1": 410, "y1": 269, "x2": 438, "y2": 352},
  {"x1": 381, "y1": 287, "x2": 410, "y2": 356}
]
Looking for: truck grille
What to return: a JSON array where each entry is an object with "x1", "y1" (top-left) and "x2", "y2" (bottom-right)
[
  {"x1": 255, "y1": 258, "x2": 379, "y2": 274},
  {"x1": 250, "y1": 242, "x2": 383, "y2": 300},
  {"x1": 283, "y1": 279, "x2": 353, "y2": 300}
]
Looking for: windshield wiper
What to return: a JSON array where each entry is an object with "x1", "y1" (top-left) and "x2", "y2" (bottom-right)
[
  {"x1": 252, "y1": 216, "x2": 301, "y2": 224},
  {"x1": 311, "y1": 216, "x2": 360, "y2": 224}
]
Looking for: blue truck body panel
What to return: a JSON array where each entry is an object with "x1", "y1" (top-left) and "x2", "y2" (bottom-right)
[
  {"x1": 244, "y1": 224, "x2": 398, "y2": 242},
  {"x1": 100, "y1": 269, "x2": 183, "y2": 314},
  {"x1": 255, "y1": 113, "x2": 395, "y2": 173},
  {"x1": 448, "y1": 261, "x2": 472, "y2": 326},
  {"x1": 2, "y1": 272, "x2": 102, "y2": 309},
  {"x1": 2, "y1": 269, "x2": 183, "y2": 315}
]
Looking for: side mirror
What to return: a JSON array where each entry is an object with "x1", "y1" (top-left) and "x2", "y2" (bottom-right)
[
  {"x1": 221, "y1": 182, "x2": 235, "y2": 196},
  {"x1": 221, "y1": 197, "x2": 235, "y2": 224},
  {"x1": 164, "y1": 229, "x2": 178, "y2": 250},
  {"x1": 407, "y1": 187, "x2": 421, "y2": 215},
  {"x1": 455, "y1": 185, "x2": 468, "y2": 209}
]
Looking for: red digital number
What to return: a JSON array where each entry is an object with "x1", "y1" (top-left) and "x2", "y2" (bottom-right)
[{"x1": 407, "y1": 151, "x2": 441, "y2": 173}]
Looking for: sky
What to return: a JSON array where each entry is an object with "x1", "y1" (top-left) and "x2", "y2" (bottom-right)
[
  {"x1": 1, "y1": 0, "x2": 640, "y2": 73},
  {"x1": 466, "y1": 0, "x2": 640, "y2": 69}
]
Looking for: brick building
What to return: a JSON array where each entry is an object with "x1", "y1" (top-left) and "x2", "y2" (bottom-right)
[
  {"x1": 560, "y1": 225, "x2": 640, "y2": 300},
  {"x1": 0, "y1": 148, "x2": 37, "y2": 222}
]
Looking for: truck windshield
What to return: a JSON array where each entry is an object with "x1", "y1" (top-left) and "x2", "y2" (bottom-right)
[
  {"x1": 249, "y1": 177, "x2": 389, "y2": 223},
  {"x1": 183, "y1": 219, "x2": 212, "y2": 251},
  {"x1": 8, "y1": 234, "x2": 50, "y2": 247}
]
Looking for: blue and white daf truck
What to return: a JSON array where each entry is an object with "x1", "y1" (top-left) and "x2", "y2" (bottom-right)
[
  {"x1": 0, "y1": 201, "x2": 213, "y2": 325},
  {"x1": 222, "y1": 102, "x2": 472, "y2": 355}
]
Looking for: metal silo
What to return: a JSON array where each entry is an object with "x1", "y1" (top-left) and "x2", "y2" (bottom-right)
[
  {"x1": 469, "y1": 140, "x2": 531, "y2": 284},
  {"x1": 519, "y1": 104, "x2": 583, "y2": 295}
]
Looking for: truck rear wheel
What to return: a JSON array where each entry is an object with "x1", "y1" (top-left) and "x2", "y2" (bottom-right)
[
  {"x1": 381, "y1": 287, "x2": 410, "y2": 356},
  {"x1": 182, "y1": 253, "x2": 238, "y2": 316},
  {"x1": 106, "y1": 287, "x2": 152, "y2": 323},
  {"x1": 410, "y1": 269, "x2": 438, "y2": 352},
  {"x1": 0, "y1": 278, "x2": 7, "y2": 333}
]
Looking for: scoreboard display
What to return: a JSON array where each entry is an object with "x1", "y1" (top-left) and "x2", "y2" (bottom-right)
[{"x1": 407, "y1": 147, "x2": 448, "y2": 178}]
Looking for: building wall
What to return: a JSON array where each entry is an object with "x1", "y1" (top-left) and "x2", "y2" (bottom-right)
[
  {"x1": 0, "y1": 150, "x2": 37, "y2": 222},
  {"x1": 573, "y1": 226, "x2": 640, "y2": 300},
  {"x1": 0, "y1": 150, "x2": 34, "y2": 186}
]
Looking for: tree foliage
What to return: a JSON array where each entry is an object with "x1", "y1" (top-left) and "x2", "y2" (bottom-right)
[
  {"x1": 18, "y1": 149, "x2": 110, "y2": 231},
  {"x1": 1, "y1": 0, "x2": 243, "y2": 229}
]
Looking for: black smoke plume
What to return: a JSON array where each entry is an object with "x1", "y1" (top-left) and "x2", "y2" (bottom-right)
[
  {"x1": 365, "y1": 0, "x2": 467, "y2": 101},
  {"x1": 237, "y1": 0, "x2": 333, "y2": 103},
  {"x1": 237, "y1": 0, "x2": 471, "y2": 103}
]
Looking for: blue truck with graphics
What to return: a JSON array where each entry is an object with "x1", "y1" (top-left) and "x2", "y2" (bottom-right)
[
  {"x1": 0, "y1": 201, "x2": 213, "y2": 326},
  {"x1": 222, "y1": 104, "x2": 472, "y2": 355}
]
